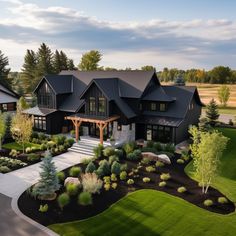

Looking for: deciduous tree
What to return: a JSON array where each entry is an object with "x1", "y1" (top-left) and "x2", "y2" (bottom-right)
[
  {"x1": 78, "y1": 50, "x2": 102, "y2": 71},
  {"x1": 218, "y1": 85, "x2": 230, "y2": 107}
]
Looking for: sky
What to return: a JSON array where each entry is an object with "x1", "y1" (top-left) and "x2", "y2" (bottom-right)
[{"x1": 0, "y1": 0, "x2": 236, "y2": 71}]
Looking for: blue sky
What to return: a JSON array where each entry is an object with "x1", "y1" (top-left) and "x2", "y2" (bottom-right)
[{"x1": 0, "y1": 0, "x2": 236, "y2": 70}]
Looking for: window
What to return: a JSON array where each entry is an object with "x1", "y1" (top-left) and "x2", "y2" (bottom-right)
[
  {"x1": 98, "y1": 97, "x2": 105, "y2": 113},
  {"x1": 151, "y1": 103, "x2": 157, "y2": 111},
  {"x1": 2, "y1": 104, "x2": 8, "y2": 111},
  {"x1": 34, "y1": 116, "x2": 46, "y2": 131},
  {"x1": 159, "y1": 103, "x2": 166, "y2": 111},
  {"x1": 89, "y1": 97, "x2": 96, "y2": 112}
]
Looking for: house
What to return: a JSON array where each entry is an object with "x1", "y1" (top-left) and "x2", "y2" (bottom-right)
[
  {"x1": 24, "y1": 70, "x2": 202, "y2": 144},
  {"x1": 0, "y1": 82, "x2": 19, "y2": 112}
]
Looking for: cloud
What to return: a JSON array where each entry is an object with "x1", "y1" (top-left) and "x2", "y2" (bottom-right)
[{"x1": 0, "y1": 1, "x2": 236, "y2": 70}]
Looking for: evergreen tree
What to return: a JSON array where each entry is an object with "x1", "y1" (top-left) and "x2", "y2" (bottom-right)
[
  {"x1": 53, "y1": 50, "x2": 62, "y2": 74},
  {"x1": 36, "y1": 43, "x2": 54, "y2": 78},
  {"x1": 198, "y1": 117, "x2": 212, "y2": 132},
  {"x1": 0, "y1": 113, "x2": 6, "y2": 150},
  {"x1": 4, "y1": 113, "x2": 12, "y2": 141},
  {"x1": 21, "y1": 50, "x2": 37, "y2": 93},
  {"x1": 67, "y1": 59, "x2": 76, "y2": 70},
  {"x1": 60, "y1": 50, "x2": 68, "y2": 71},
  {"x1": 205, "y1": 99, "x2": 219, "y2": 126},
  {"x1": 174, "y1": 74, "x2": 185, "y2": 86},
  {"x1": 33, "y1": 150, "x2": 60, "y2": 199},
  {"x1": 0, "y1": 50, "x2": 11, "y2": 87},
  {"x1": 78, "y1": 50, "x2": 102, "y2": 71},
  {"x1": 18, "y1": 96, "x2": 30, "y2": 110}
]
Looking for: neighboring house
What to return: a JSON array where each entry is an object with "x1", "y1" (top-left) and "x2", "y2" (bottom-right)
[
  {"x1": 0, "y1": 82, "x2": 19, "y2": 112},
  {"x1": 24, "y1": 70, "x2": 202, "y2": 144}
]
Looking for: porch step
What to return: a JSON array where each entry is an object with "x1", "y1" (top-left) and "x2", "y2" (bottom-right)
[{"x1": 68, "y1": 136, "x2": 110, "y2": 155}]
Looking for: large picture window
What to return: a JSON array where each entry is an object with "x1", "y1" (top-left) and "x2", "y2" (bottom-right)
[
  {"x1": 34, "y1": 116, "x2": 46, "y2": 131},
  {"x1": 89, "y1": 97, "x2": 96, "y2": 112},
  {"x1": 98, "y1": 97, "x2": 105, "y2": 113}
]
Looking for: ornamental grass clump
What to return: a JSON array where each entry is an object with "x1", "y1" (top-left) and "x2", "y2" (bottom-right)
[
  {"x1": 120, "y1": 171, "x2": 127, "y2": 180},
  {"x1": 160, "y1": 173, "x2": 171, "y2": 181},
  {"x1": 155, "y1": 161, "x2": 164, "y2": 167},
  {"x1": 218, "y1": 197, "x2": 228, "y2": 204},
  {"x1": 159, "y1": 181, "x2": 166, "y2": 187},
  {"x1": 146, "y1": 166, "x2": 156, "y2": 173},
  {"x1": 177, "y1": 186, "x2": 187, "y2": 193},
  {"x1": 127, "y1": 179, "x2": 134, "y2": 185},
  {"x1": 143, "y1": 177, "x2": 151, "y2": 183},
  {"x1": 81, "y1": 173, "x2": 103, "y2": 194},
  {"x1": 203, "y1": 199, "x2": 213, "y2": 207}
]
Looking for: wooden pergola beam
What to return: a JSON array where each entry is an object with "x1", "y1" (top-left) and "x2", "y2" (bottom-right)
[{"x1": 65, "y1": 115, "x2": 119, "y2": 144}]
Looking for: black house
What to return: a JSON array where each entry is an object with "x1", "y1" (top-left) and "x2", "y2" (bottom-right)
[
  {"x1": 0, "y1": 82, "x2": 19, "y2": 112},
  {"x1": 24, "y1": 70, "x2": 202, "y2": 144}
]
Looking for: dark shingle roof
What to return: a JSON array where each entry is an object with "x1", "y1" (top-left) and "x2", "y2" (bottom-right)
[{"x1": 0, "y1": 82, "x2": 19, "y2": 99}]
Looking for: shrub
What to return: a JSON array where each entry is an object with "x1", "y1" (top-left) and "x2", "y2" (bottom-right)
[
  {"x1": 123, "y1": 142, "x2": 136, "y2": 154},
  {"x1": 9, "y1": 149, "x2": 18, "y2": 157},
  {"x1": 40, "y1": 143, "x2": 47, "y2": 151},
  {"x1": 145, "y1": 166, "x2": 156, "y2": 172},
  {"x1": 218, "y1": 197, "x2": 228, "y2": 204},
  {"x1": 53, "y1": 135, "x2": 66, "y2": 146},
  {"x1": 39, "y1": 204, "x2": 48, "y2": 213},
  {"x1": 111, "y1": 161, "x2": 121, "y2": 175},
  {"x1": 69, "y1": 166, "x2": 82, "y2": 177},
  {"x1": 0, "y1": 166, "x2": 11, "y2": 173},
  {"x1": 56, "y1": 171, "x2": 65, "y2": 183},
  {"x1": 177, "y1": 186, "x2": 187, "y2": 193},
  {"x1": 143, "y1": 177, "x2": 151, "y2": 183},
  {"x1": 147, "y1": 140, "x2": 154, "y2": 148},
  {"x1": 103, "y1": 176, "x2": 111, "y2": 184},
  {"x1": 120, "y1": 164, "x2": 127, "y2": 172},
  {"x1": 126, "y1": 152, "x2": 136, "y2": 160},
  {"x1": 120, "y1": 171, "x2": 127, "y2": 180},
  {"x1": 27, "y1": 153, "x2": 41, "y2": 162},
  {"x1": 159, "y1": 181, "x2": 166, "y2": 187},
  {"x1": 181, "y1": 150, "x2": 190, "y2": 161},
  {"x1": 93, "y1": 144, "x2": 104, "y2": 158},
  {"x1": 66, "y1": 183, "x2": 79, "y2": 196},
  {"x1": 127, "y1": 179, "x2": 134, "y2": 185},
  {"x1": 104, "y1": 183, "x2": 110, "y2": 191},
  {"x1": 177, "y1": 159, "x2": 185, "y2": 164},
  {"x1": 47, "y1": 141, "x2": 56, "y2": 148},
  {"x1": 163, "y1": 143, "x2": 175, "y2": 153},
  {"x1": 109, "y1": 155, "x2": 119, "y2": 165},
  {"x1": 111, "y1": 173, "x2": 117, "y2": 181},
  {"x1": 98, "y1": 159, "x2": 110, "y2": 176},
  {"x1": 81, "y1": 173, "x2": 103, "y2": 194},
  {"x1": 153, "y1": 142, "x2": 163, "y2": 151},
  {"x1": 103, "y1": 147, "x2": 115, "y2": 157},
  {"x1": 141, "y1": 157, "x2": 151, "y2": 165},
  {"x1": 112, "y1": 182, "x2": 117, "y2": 189},
  {"x1": 58, "y1": 145, "x2": 65, "y2": 152},
  {"x1": 66, "y1": 138, "x2": 75, "y2": 147},
  {"x1": 85, "y1": 162, "x2": 96, "y2": 173},
  {"x1": 81, "y1": 158, "x2": 93, "y2": 165},
  {"x1": 141, "y1": 147, "x2": 157, "y2": 153},
  {"x1": 133, "y1": 149, "x2": 142, "y2": 158},
  {"x1": 155, "y1": 161, "x2": 164, "y2": 167},
  {"x1": 127, "y1": 151, "x2": 141, "y2": 161},
  {"x1": 38, "y1": 132, "x2": 46, "y2": 140},
  {"x1": 25, "y1": 147, "x2": 32, "y2": 153},
  {"x1": 57, "y1": 193, "x2": 70, "y2": 209},
  {"x1": 78, "y1": 192, "x2": 92, "y2": 206},
  {"x1": 203, "y1": 199, "x2": 213, "y2": 207},
  {"x1": 160, "y1": 173, "x2": 171, "y2": 181},
  {"x1": 115, "y1": 149, "x2": 123, "y2": 159}
]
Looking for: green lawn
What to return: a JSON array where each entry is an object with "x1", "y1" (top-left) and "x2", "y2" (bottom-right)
[
  {"x1": 202, "y1": 106, "x2": 236, "y2": 116},
  {"x1": 2, "y1": 142, "x2": 41, "y2": 151},
  {"x1": 49, "y1": 128, "x2": 236, "y2": 236}
]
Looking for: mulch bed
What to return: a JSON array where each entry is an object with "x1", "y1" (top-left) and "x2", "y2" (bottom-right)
[{"x1": 18, "y1": 154, "x2": 235, "y2": 226}]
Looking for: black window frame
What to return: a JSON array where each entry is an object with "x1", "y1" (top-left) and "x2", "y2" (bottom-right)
[
  {"x1": 98, "y1": 97, "x2": 106, "y2": 113},
  {"x1": 89, "y1": 97, "x2": 96, "y2": 112},
  {"x1": 151, "y1": 102, "x2": 157, "y2": 111},
  {"x1": 159, "y1": 103, "x2": 166, "y2": 112}
]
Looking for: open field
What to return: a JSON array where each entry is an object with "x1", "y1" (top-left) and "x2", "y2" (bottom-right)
[{"x1": 49, "y1": 128, "x2": 236, "y2": 236}]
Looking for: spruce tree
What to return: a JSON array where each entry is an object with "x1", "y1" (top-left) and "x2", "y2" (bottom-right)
[
  {"x1": 0, "y1": 50, "x2": 11, "y2": 87},
  {"x1": 60, "y1": 50, "x2": 68, "y2": 71},
  {"x1": 36, "y1": 43, "x2": 54, "y2": 78},
  {"x1": 53, "y1": 50, "x2": 62, "y2": 74},
  {"x1": 205, "y1": 99, "x2": 219, "y2": 126},
  {"x1": 67, "y1": 59, "x2": 76, "y2": 70},
  {"x1": 21, "y1": 49, "x2": 37, "y2": 93},
  {"x1": 33, "y1": 150, "x2": 60, "y2": 199}
]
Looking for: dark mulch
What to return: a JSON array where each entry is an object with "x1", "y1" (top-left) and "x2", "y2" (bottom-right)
[{"x1": 18, "y1": 154, "x2": 235, "y2": 226}]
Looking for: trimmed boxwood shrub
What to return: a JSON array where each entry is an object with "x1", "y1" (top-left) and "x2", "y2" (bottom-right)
[
  {"x1": 109, "y1": 155, "x2": 119, "y2": 165},
  {"x1": 98, "y1": 160, "x2": 110, "y2": 176},
  {"x1": 103, "y1": 147, "x2": 115, "y2": 157},
  {"x1": 177, "y1": 186, "x2": 187, "y2": 193},
  {"x1": 104, "y1": 183, "x2": 110, "y2": 191},
  {"x1": 120, "y1": 171, "x2": 127, "y2": 180},
  {"x1": 78, "y1": 192, "x2": 92, "y2": 206},
  {"x1": 27, "y1": 153, "x2": 41, "y2": 162},
  {"x1": 56, "y1": 171, "x2": 65, "y2": 183},
  {"x1": 111, "y1": 173, "x2": 117, "y2": 182},
  {"x1": 85, "y1": 162, "x2": 96, "y2": 173},
  {"x1": 103, "y1": 176, "x2": 111, "y2": 184},
  {"x1": 159, "y1": 181, "x2": 166, "y2": 187},
  {"x1": 143, "y1": 177, "x2": 151, "y2": 183},
  {"x1": 204, "y1": 199, "x2": 213, "y2": 207},
  {"x1": 127, "y1": 179, "x2": 134, "y2": 185},
  {"x1": 0, "y1": 166, "x2": 11, "y2": 173},
  {"x1": 160, "y1": 173, "x2": 171, "y2": 181},
  {"x1": 111, "y1": 161, "x2": 121, "y2": 175},
  {"x1": 145, "y1": 166, "x2": 156, "y2": 172},
  {"x1": 218, "y1": 197, "x2": 228, "y2": 204},
  {"x1": 69, "y1": 166, "x2": 82, "y2": 177},
  {"x1": 115, "y1": 149, "x2": 123, "y2": 159},
  {"x1": 66, "y1": 183, "x2": 79, "y2": 196},
  {"x1": 123, "y1": 142, "x2": 136, "y2": 154},
  {"x1": 57, "y1": 193, "x2": 70, "y2": 209},
  {"x1": 155, "y1": 160, "x2": 164, "y2": 167},
  {"x1": 93, "y1": 144, "x2": 104, "y2": 159},
  {"x1": 177, "y1": 159, "x2": 185, "y2": 164},
  {"x1": 111, "y1": 182, "x2": 117, "y2": 189},
  {"x1": 141, "y1": 157, "x2": 151, "y2": 165}
]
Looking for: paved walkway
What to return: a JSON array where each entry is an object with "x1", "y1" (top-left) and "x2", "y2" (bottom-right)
[{"x1": 0, "y1": 151, "x2": 91, "y2": 236}]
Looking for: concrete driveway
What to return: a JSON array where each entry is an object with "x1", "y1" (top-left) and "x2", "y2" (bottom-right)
[{"x1": 0, "y1": 151, "x2": 91, "y2": 236}]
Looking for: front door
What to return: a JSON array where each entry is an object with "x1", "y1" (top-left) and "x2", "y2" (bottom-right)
[{"x1": 89, "y1": 123, "x2": 110, "y2": 140}]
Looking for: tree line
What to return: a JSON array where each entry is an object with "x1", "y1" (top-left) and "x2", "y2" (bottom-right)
[{"x1": 1, "y1": 45, "x2": 236, "y2": 95}]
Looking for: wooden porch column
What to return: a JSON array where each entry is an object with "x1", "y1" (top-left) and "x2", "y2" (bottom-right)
[
  {"x1": 73, "y1": 120, "x2": 82, "y2": 142},
  {"x1": 97, "y1": 122, "x2": 108, "y2": 145}
]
